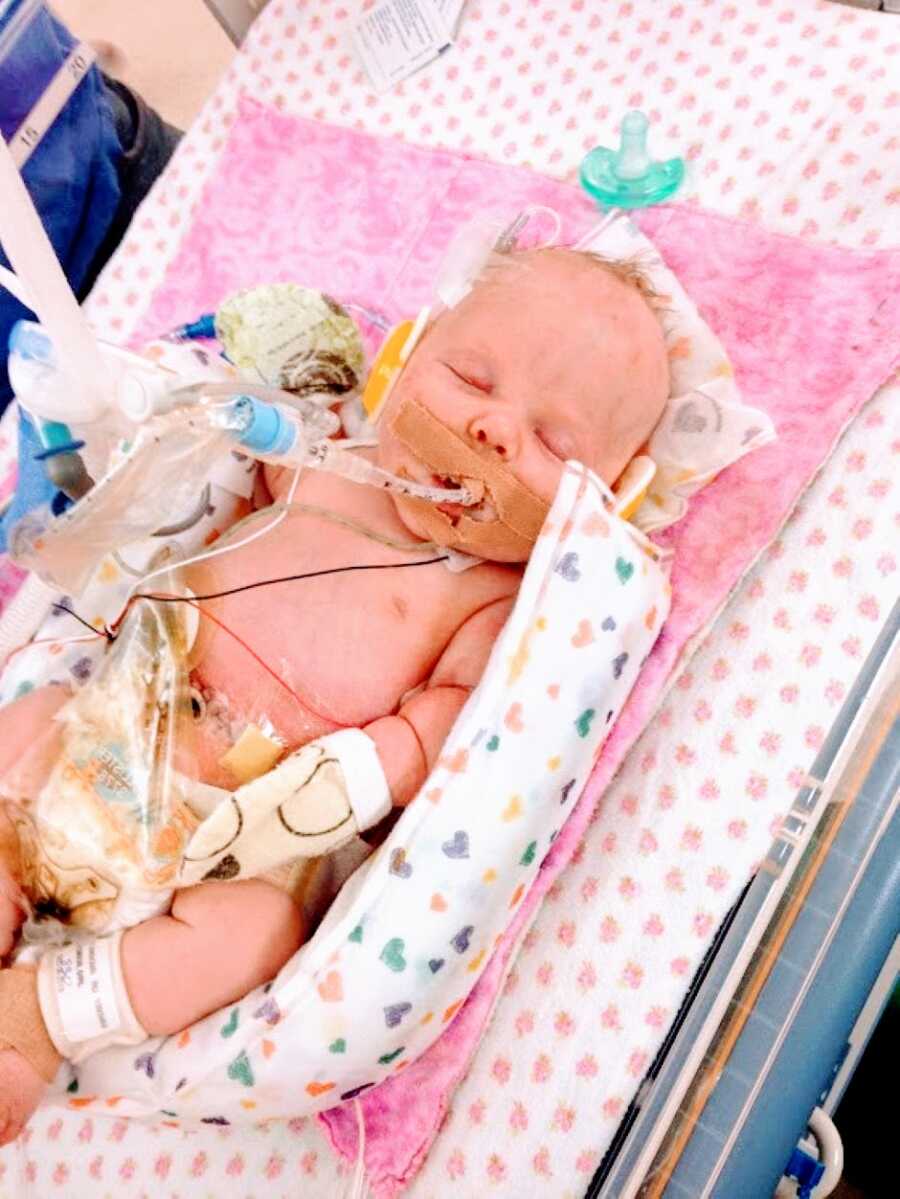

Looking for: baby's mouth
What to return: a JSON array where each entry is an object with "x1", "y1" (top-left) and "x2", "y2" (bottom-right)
[
  {"x1": 431, "y1": 473, "x2": 496, "y2": 525},
  {"x1": 395, "y1": 459, "x2": 496, "y2": 526}
]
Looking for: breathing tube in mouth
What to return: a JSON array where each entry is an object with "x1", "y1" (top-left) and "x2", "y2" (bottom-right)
[{"x1": 214, "y1": 391, "x2": 480, "y2": 508}]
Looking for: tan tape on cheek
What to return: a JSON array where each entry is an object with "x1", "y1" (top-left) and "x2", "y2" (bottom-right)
[
  {"x1": 404, "y1": 497, "x2": 535, "y2": 561},
  {"x1": 389, "y1": 399, "x2": 549, "y2": 542}
]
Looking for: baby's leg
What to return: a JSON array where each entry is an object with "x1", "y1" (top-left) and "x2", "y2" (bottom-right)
[
  {"x1": 0, "y1": 880, "x2": 303, "y2": 1147},
  {"x1": 121, "y1": 880, "x2": 306, "y2": 1035}
]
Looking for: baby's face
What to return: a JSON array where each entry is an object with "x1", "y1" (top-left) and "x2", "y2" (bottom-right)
[{"x1": 377, "y1": 249, "x2": 669, "y2": 561}]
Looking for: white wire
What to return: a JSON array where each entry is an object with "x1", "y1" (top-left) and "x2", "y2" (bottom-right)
[
  {"x1": 344, "y1": 1099, "x2": 369, "y2": 1199},
  {"x1": 332, "y1": 437, "x2": 378, "y2": 451},
  {"x1": 572, "y1": 206, "x2": 626, "y2": 249},
  {"x1": 522, "y1": 203, "x2": 562, "y2": 248},
  {"x1": 115, "y1": 466, "x2": 303, "y2": 622}
]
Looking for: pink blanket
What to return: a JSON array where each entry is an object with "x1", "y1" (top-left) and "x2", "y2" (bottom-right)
[{"x1": 119, "y1": 98, "x2": 900, "y2": 1191}]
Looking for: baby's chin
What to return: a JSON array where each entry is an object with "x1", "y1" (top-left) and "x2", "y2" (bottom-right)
[{"x1": 390, "y1": 493, "x2": 530, "y2": 564}]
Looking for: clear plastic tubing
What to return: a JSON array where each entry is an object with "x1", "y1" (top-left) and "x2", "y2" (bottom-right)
[{"x1": 216, "y1": 393, "x2": 479, "y2": 507}]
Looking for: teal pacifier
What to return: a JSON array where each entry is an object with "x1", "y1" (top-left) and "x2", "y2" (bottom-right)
[{"x1": 580, "y1": 110, "x2": 684, "y2": 209}]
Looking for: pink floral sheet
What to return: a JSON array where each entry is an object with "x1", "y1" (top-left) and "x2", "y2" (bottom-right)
[{"x1": 3, "y1": 1, "x2": 900, "y2": 1196}]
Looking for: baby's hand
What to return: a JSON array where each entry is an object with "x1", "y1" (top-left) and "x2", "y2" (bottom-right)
[
  {"x1": 0, "y1": 810, "x2": 24, "y2": 959},
  {"x1": 0, "y1": 873, "x2": 24, "y2": 959}
]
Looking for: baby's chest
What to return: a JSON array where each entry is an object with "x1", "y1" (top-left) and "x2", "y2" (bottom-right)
[
  {"x1": 186, "y1": 494, "x2": 492, "y2": 751},
  {"x1": 249, "y1": 558, "x2": 458, "y2": 703}
]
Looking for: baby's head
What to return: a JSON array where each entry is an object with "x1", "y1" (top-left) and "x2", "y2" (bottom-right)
[{"x1": 376, "y1": 246, "x2": 670, "y2": 562}]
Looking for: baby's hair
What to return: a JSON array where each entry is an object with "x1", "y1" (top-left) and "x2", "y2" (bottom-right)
[
  {"x1": 512, "y1": 239, "x2": 661, "y2": 306},
  {"x1": 569, "y1": 248, "x2": 664, "y2": 312},
  {"x1": 492, "y1": 243, "x2": 664, "y2": 314}
]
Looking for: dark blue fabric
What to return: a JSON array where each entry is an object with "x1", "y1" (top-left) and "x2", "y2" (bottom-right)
[
  {"x1": 0, "y1": 2, "x2": 124, "y2": 372},
  {"x1": 0, "y1": 1, "x2": 124, "y2": 548},
  {"x1": 0, "y1": 1, "x2": 123, "y2": 384}
]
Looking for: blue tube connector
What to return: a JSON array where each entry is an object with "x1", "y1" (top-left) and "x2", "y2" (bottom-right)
[
  {"x1": 8, "y1": 319, "x2": 54, "y2": 363},
  {"x1": 167, "y1": 313, "x2": 217, "y2": 342},
  {"x1": 783, "y1": 1146, "x2": 826, "y2": 1199},
  {"x1": 231, "y1": 395, "x2": 298, "y2": 456}
]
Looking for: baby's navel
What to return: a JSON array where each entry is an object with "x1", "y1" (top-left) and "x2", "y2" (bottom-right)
[{"x1": 391, "y1": 595, "x2": 409, "y2": 621}]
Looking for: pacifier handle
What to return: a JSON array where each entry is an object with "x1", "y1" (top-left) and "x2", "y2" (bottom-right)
[{"x1": 614, "y1": 111, "x2": 653, "y2": 181}]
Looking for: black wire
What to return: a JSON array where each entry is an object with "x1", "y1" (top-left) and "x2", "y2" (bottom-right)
[
  {"x1": 132, "y1": 555, "x2": 450, "y2": 606},
  {"x1": 52, "y1": 602, "x2": 115, "y2": 641},
  {"x1": 51, "y1": 555, "x2": 450, "y2": 641}
]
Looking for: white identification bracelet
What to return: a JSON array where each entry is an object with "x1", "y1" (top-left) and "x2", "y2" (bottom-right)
[
  {"x1": 49, "y1": 938, "x2": 122, "y2": 1042},
  {"x1": 37, "y1": 931, "x2": 147, "y2": 1062}
]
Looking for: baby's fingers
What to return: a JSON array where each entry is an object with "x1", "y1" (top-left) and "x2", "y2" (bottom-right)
[{"x1": 0, "y1": 894, "x2": 23, "y2": 959}]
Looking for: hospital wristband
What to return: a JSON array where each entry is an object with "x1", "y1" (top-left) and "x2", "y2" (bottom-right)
[
  {"x1": 37, "y1": 931, "x2": 148, "y2": 1065},
  {"x1": 317, "y1": 729, "x2": 392, "y2": 833}
]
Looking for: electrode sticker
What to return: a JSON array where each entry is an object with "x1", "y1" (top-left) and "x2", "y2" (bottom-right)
[
  {"x1": 350, "y1": 0, "x2": 463, "y2": 93},
  {"x1": 53, "y1": 940, "x2": 122, "y2": 1043}
]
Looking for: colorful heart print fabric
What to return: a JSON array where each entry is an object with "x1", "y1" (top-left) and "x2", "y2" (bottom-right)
[{"x1": 68, "y1": 463, "x2": 670, "y2": 1123}]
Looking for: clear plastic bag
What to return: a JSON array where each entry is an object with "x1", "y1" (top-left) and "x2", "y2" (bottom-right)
[
  {"x1": 8, "y1": 406, "x2": 237, "y2": 595},
  {"x1": 4, "y1": 591, "x2": 198, "y2": 937}
]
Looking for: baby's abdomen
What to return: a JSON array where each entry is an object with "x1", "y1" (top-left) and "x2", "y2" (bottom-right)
[{"x1": 182, "y1": 515, "x2": 448, "y2": 787}]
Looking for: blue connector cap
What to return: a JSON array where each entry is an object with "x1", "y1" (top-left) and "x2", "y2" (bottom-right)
[
  {"x1": 8, "y1": 319, "x2": 54, "y2": 364},
  {"x1": 784, "y1": 1146, "x2": 826, "y2": 1199},
  {"x1": 232, "y1": 395, "x2": 297, "y2": 456},
  {"x1": 167, "y1": 313, "x2": 217, "y2": 342},
  {"x1": 32, "y1": 419, "x2": 85, "y2": 461}
]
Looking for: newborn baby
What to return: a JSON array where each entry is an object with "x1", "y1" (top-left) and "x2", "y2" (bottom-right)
[{"x1": 0, "y1": 246, "x2": 669, "y2": 1144}]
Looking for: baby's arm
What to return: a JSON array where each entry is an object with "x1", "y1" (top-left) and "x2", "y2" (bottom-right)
[
  {"x1": 118, "y1": 597, "x2": 511, "y2": 1033},
  {"x1": 365, "y1": 595, "x2": 515, "y2": 807},
  {"x1": 0, "y1": 684, "x2": 69, "y2": 792},
  {"x1": 0, "y1": 685, "x2": 70, "y2": 957}
]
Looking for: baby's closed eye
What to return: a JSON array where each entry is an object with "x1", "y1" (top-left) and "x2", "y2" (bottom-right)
[
  {"x1": 445, "y1": 361, "x2": 493, "y2": 393},
  {"x1": 535, "y1": 425, "x2": 577, "y2": 461}
]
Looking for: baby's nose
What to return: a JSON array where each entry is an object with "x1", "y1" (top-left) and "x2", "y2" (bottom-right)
[{"x1": 466, "y1": 409, "x2": 520, "y2": 460}]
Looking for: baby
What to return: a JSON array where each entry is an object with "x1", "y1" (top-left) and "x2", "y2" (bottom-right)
[{"x1": 0, "y1": 246, "x2": 669, "y2": 1144}]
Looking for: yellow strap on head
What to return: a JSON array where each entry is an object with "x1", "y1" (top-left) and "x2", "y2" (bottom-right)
[{"x1": 361, "y1": 307, "x2": 430, "y2": 423}]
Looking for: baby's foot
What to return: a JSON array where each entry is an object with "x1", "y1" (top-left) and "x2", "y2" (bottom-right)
[{"x1": 0, "y1": 1047, "x2": 46, "y2": 1147}]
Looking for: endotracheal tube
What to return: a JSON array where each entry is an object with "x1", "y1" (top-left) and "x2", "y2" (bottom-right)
[{"x1": 211, "y1": 392, "x2": 479, "y2": 508}]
